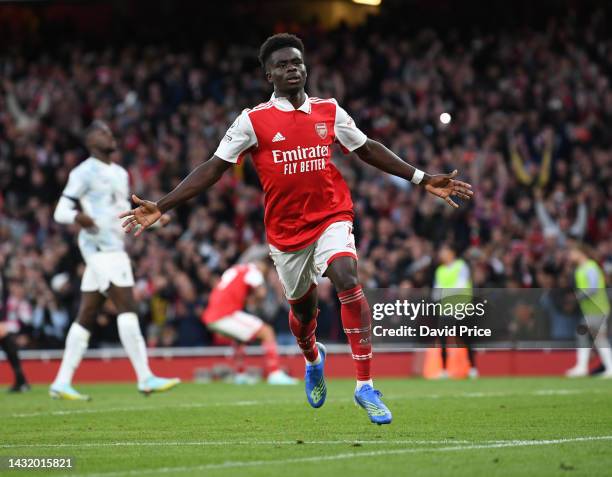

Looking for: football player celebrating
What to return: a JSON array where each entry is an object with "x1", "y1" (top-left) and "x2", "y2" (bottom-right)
[{"x1": 120, "y1": 34, "x2": 473, "y2": 424}]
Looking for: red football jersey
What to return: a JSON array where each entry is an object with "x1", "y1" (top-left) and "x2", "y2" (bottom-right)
[
  {"x1": 202, "y1": 264, "x2": 264, "y2": 324},
  {"x1": 215, "y1": 95, "x2": 367, "y2": 251}
]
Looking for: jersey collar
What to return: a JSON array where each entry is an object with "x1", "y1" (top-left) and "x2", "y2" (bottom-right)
[
  {"x1": 89, "y1": 156, "x2": 113, "y2": 167},
  {"x1": 270, "y1": 92, "x2": 311, "y2": 114}
]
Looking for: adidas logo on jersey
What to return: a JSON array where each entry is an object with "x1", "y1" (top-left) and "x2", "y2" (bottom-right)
[{"x1": 272, "y1": 132, "x2": 286, "y2": 142}]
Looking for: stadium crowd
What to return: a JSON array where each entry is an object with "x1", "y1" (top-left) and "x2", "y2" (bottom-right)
[{"x1": 1, "y1": 10, "x2": 611, "y2": 349}]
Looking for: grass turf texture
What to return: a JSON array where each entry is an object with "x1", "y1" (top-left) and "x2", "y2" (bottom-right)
[{"x1": 1, "y1": 378, "x2": 611, "y2": 477}]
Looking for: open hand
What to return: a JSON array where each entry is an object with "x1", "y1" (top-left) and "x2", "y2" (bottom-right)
[
  {"x1": 424, "y1": 170, "x2": 473, "y2": 208},
  {"x1": 118, "y1": 194, "x2": 162, "y2": 236}
]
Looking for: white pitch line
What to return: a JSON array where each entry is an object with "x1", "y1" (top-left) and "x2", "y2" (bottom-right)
[
  {"x1": 532, "y1": 389, "x2": 582, "y2": 396},
  {"x1": 0, "y1": 439, "x2": 472, "y2": 449},
  {"x1": 63, "y1": 435, "x2": 612, "y2": 477},
  {"x1": 5, "y1": 388, "x2": 606, "y2": 419},
  {"x1": 8, "y1": 399, "x2": 301, "y2": 418}
]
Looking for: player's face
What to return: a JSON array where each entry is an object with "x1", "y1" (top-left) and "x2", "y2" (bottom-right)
[
  {"x1": 90, "y1": 124, "x2": 118, "y2": 155},
  {"x1": 266, "y1": 47, "x2": 307, "y2": 94}
]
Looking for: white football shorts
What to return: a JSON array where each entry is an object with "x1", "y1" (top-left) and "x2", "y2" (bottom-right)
[
  {"x1": 269, "y1": 221, "x2": 357, "y2": 303},
  {"x1": 207, "y1": 311, "x2": 264, "y2": 342},
  {"x1": 81, "y1": 251, "x2": 135, "y2": 292}
]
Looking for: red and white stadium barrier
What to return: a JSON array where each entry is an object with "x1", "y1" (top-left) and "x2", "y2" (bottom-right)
[{"x1": 0, "y1": 345, "x2": 578, "y2": 384}]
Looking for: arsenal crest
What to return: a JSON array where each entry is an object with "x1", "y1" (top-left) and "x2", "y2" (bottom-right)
[{"x1": 315, "y1": 122, "x2": 328, "y2": 139}]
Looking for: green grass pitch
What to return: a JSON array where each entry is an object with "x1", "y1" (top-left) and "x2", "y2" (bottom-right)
[{"x1": 1, "y1": 378, "x2": 611, "y2": 476}]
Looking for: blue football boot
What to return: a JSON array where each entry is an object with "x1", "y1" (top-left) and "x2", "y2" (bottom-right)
[
  {"x1": 354, "y1": 384, "x2": 392, "y2": 425},
  {"x1": 304, "y1": 342, "x2": 327, "y2": 408}
]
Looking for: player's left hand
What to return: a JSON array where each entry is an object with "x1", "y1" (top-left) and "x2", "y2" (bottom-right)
[{"x1": 424, "y1": 170, "x2": 473, "y2": 208}]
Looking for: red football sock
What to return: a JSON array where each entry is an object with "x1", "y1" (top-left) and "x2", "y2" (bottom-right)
[
  {"x1": 232, "y1": 342, "x2": 246, "y2": 374},
  {"x1": 262, "y1": 340, "x2": 280, "y2": 373},
  {"x1": 338, "y1": 285, "x2": 372, "y2": 381},
  {"x1": 289, "y1": 309, "x2": 319, "y2": 363}
]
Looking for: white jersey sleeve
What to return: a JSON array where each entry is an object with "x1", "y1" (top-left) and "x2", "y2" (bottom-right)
[
  {"x1": 62, "y1": 167, "x2": 89, "y2": 200},
  {"x1": 214, "y1": 110, "x2": 258, "y2": 163},
  {"x1": 53, "y1": 197, "x2": 78, "y2": 224},
  {"x1": 54, "y1": 167, "x2": 89, "y2": 224},
  {"x1": 334, "y1": 102, "x2": 367, "y2": 152}
]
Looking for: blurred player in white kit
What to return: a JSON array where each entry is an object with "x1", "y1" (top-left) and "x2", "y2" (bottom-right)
[{"x1": 50, "y1": 120, "x2": 180, "y2": 400}]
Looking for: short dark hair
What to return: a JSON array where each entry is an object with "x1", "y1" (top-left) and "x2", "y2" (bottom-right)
[
  {"x1": 83, "y1": 120, "x2": 107, "y2": 143},
  {"x1": 258, "y1": 33, "x2": 304, "y2": 70}
]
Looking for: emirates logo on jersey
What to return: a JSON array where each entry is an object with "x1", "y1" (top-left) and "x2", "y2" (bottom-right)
[
  {"x1": 315, "y1": 122, "x2": 328, "y2": 139},
  {"x1": 272, "y1": 145, "x2": 330, "y2": 175}
]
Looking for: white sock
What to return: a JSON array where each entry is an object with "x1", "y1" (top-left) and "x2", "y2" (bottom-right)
[
  {"x1": 117, "y1": 312, "x2": 153, "y2": 385},
  {"x1": 575, "y1": 347, "x2": 590, "y2": 370},
  {"x1": 53, "y1": 322, "x2": 90, "y2": 387},
  {"x1": 356, "y1": 379, "x2": 373, "y2": 391},
  {"x1": 594, "y1": 336, "x2": 612, "y2": 371}
]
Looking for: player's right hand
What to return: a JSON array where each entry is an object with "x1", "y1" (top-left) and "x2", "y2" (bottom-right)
[{"x1": 119, "y1": 194, "x2": 162, "y2": 237}]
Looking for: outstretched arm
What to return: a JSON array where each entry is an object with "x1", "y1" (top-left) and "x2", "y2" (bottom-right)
[
  {"x1": 353, "y1": 139, "x2": 473, "y2": 208},
  {"x1": 119, "y1": 156, "x2": 231, "y2": 235},
  {"x1": 157, "y1": 156, "x2": 231, "y2": 212},
  {"x1": 121, "y1": 108, "x2": 256, "y2": 236}
]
